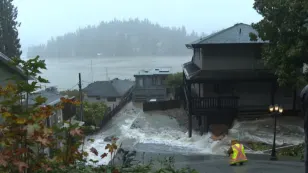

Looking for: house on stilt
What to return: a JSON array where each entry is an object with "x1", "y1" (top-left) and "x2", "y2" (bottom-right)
[{"x1": 183, "y1": 23, "x2": 300, "y2": 138}]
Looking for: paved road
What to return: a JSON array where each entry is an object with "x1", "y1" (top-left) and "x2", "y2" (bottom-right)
[
  {"x1": 174, "y1": 159, "x2": 304, "y2": 173},
  {"x1": 114, "y1": 151, "x2": 304, "y2": 173}
]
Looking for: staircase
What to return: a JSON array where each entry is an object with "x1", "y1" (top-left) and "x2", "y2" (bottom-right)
[{"x1": 237, "y1": 110, "x2": 270, "y2": 121}]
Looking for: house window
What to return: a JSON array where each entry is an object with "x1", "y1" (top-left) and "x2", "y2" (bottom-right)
[
  {"x1": 96, "y1": 96, "x2": 100, "y2": 100},
  {"x1": 157, "y1": 76, "x2": 161, "y2": 85},
  {"x1": 107, "y1": 97, "x2": 116, "y2": 102},
  {"x1": 152, "y1": 76, "x2": 157, "y2": 85},
  {"x1": 138, "y1": 78, "x2": 143, "y2": 87},
  {"x1": 46, "y1": 117, "x2": 51, "y2": 127},
  {"x1": 57, "y1": 110, "x2": 62, "y2": 123}
]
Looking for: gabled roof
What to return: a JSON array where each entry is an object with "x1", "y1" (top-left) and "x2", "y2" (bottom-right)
[
  {"x1": 28, "y1": 87, "x2": 65, "y2": 106},
  {"x1": 83, "y1": 78, "x2": 134, "y2": 98},
  {"x1": 0, "y1": 52, "x2": 34, "y2": 80},
  {"x1": 186, "y1": 23, "x2": 268, "y2": 48}
]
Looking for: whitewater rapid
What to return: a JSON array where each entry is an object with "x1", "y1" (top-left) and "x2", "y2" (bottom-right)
[{"x1": 84, "y1": 102, "x2": 304, "y2": 165}]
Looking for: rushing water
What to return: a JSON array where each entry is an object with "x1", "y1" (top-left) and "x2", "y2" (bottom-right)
[
  {"x1": 39, "y1": 56, "x2": 304, "y2": 165},
  {"x1": 83, "y1": 102, "x2": 304, "y2": 165}
]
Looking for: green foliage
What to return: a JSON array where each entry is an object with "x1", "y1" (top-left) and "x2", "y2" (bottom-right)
[
  {"x1": 246, "y1": 142, "x2": 272, "y2": 151},
  {"x1": 0, "y1": 0, "x2": 22, "y2": 58},
  {"x1": 83, "y1": 101, "x2": 108, "y2": 128},
  {"x1": 27, "y1": 18, "x2": 199, "y2": 58},
  {"x1": 0, "y1": 57, "x2": 198, "y2": 173},
  {"x1": 250, "y1": 0, "x2": 308, "y2": 87},
  {"x1": 166, "y1": 72, "x2": 183, "y2": 88},
  {"x1": 277, "y1": 143, "x2": 304, "y2": 160}
]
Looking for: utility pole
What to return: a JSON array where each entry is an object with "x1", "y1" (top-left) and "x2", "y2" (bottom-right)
[
  {"x1": 91, "y1": 60, "x2": 93, "y2": 83},
  {"x1": 78, "y1": 73, "x2": 84, "y2": 121}
]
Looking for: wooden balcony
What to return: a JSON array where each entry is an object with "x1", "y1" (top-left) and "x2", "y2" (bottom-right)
[{"x1": 191, "y1": 96, "x2": 239, "y2": 114}]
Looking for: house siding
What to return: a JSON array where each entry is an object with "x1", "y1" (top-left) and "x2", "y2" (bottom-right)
[
  {"x1": 85, "y1": 96, "x2": 121, "y2": 109},
  {"x1": 0, "y1": 63, "x2": 24, "y2": 87},
  {"x1": 196, "y1": 44, "x2": 264, "y2": 70},
  {"x1": 192, "y1": 48, "x2": 202, "y2": 69},
  {"x1": 132, "y1": 75, "x2": 168, "y2": 102},
  {"x1": 0, "y1": 63, "x2": 27, "y2": 123}
]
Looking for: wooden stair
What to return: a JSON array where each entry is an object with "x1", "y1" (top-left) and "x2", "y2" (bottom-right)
[{"x1": 237, "y1": 110, "x2": 270, "y2": 121}]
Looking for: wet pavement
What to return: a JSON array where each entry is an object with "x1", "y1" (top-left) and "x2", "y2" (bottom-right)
[{"x1": 114, "y1": 151, "x2": 304, "y2": 173}]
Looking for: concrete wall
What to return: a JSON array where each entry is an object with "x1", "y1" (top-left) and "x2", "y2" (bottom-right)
[{"x1": 133, "y1": 75, "x2": 168, "y2": 102}]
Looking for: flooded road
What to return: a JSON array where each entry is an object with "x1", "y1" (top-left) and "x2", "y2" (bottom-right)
[{"x1": 84, "y1": 102, "x2": 304, "y2": 165}]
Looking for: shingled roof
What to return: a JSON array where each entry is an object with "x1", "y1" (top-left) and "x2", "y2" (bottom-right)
[
  {"x1": 186, "y1": 23, "x2": 268, "y2": 48},
  {"x1": 83, "y1": 78, "x2": 134, "y2": 98}
]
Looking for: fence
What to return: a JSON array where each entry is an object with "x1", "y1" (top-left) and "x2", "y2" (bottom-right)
[
  {"x1": 143, "y1": 100, "x2": 182, "y2": 111},
  {"x1": 99, "y1": 86, "x2": 135, "y2": 128}
]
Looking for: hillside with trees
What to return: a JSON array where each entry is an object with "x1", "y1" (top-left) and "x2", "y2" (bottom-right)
[{"x1": 27, "y1": 18, "x2": 201, "y2": 58}]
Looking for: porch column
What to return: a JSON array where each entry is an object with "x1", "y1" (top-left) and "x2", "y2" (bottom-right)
[
  {"x1": 187, "y1": 81, "x2": 193, "y2": 138},
  {"x1": 199, "y1": 116, "x2": 203, "y2": 136}
]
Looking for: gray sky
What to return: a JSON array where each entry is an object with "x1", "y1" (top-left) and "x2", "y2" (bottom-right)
[{"x1": 15, "y1": 0, "x2": 262, "y2": 53}]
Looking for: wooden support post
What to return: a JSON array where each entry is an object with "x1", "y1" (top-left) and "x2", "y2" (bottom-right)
[
  {"x1": 198, "y1": 83, "x2": 201, "y2": 97},
  {"x1": 199, "y1": 116, "x2": 203, "y2": 136},
  {"x1": 188, "y1": 82, "x2": 193, "y2": 138},
  {"x1": 203, "y1": 116, "x2": 208, "y2": 133}
]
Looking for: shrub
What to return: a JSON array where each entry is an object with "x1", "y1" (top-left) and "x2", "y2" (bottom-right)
[{"x1": 0, "y1": 56, "x2": 199, "y2": 173}]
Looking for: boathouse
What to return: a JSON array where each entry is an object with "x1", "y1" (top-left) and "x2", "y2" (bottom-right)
[{"x1": 183, "y1": 23, "x2": 299, "y2": 137}]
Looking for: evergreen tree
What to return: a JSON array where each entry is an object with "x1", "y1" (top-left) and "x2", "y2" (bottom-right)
[
  {"x1": 27, "y1": 18, "x2": 200, "y2": 58},
  {"x1": 0, "y1": 0, "x2": 22, "y2": 58}
]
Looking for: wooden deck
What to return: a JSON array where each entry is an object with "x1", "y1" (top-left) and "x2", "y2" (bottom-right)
[{"x1": 191, "y1": 96, "x2": 239, "y2": 114}]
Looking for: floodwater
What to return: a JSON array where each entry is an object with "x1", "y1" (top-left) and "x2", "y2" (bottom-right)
[
  {"x1": 39, "y1": 56, "x2": 304, "y2": 165},
  {"x1": 40, "y1": 56, "x2": 190, "y2": 90},
  {"x1": 84, "y1": 102, "x2": 304, "y2": 165}
]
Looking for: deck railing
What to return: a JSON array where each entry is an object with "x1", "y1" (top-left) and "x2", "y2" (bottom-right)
[{"x1": 191, "y1": 96, "x2": 239, "y2": 110}]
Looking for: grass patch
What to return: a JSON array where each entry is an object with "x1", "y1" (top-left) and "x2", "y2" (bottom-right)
[{"x1": 246, "y1": 142, "x2": 272, "y2": 151}]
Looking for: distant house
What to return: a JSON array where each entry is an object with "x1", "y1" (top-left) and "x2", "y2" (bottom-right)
[
  {"x1": 132, "y1": 67, "x2": 171, "y2": 102},
  {"x1": 83, "y1": 78, "x2": 134, "y2": 109},
  {"x1": 28, "y1": 86, "x2": 77, "y2": 127}
]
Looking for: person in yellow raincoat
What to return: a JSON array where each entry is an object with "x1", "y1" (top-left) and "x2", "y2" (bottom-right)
[{"x1": 227, "y1": 139, "x2": 248, "y2": 166}]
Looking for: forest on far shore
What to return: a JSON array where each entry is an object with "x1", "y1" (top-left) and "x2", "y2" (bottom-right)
[{"x1": 27, "y1": 18, "x2": 203, "y2": 58}]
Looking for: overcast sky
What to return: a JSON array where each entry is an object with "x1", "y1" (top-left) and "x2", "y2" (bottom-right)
[{"x1": 14, "y1": 0, "x2": 262, "y2": 54}]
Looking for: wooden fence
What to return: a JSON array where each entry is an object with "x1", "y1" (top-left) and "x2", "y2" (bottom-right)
[
  {"x1": 99, "y1": 86, "x2": 135, "y2": 128},
  {"x1": 143, "y1": 100, "x2": 182, "y2": 111}
]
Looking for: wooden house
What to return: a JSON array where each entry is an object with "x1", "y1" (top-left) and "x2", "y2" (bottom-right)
[{"x1": 182, "y1": 23, "x2": 299, "y2": 137}]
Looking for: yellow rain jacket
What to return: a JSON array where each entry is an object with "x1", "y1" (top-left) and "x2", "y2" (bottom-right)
[{"x1": 230, "y1": 143, "x2": 248, "y2": 164}]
